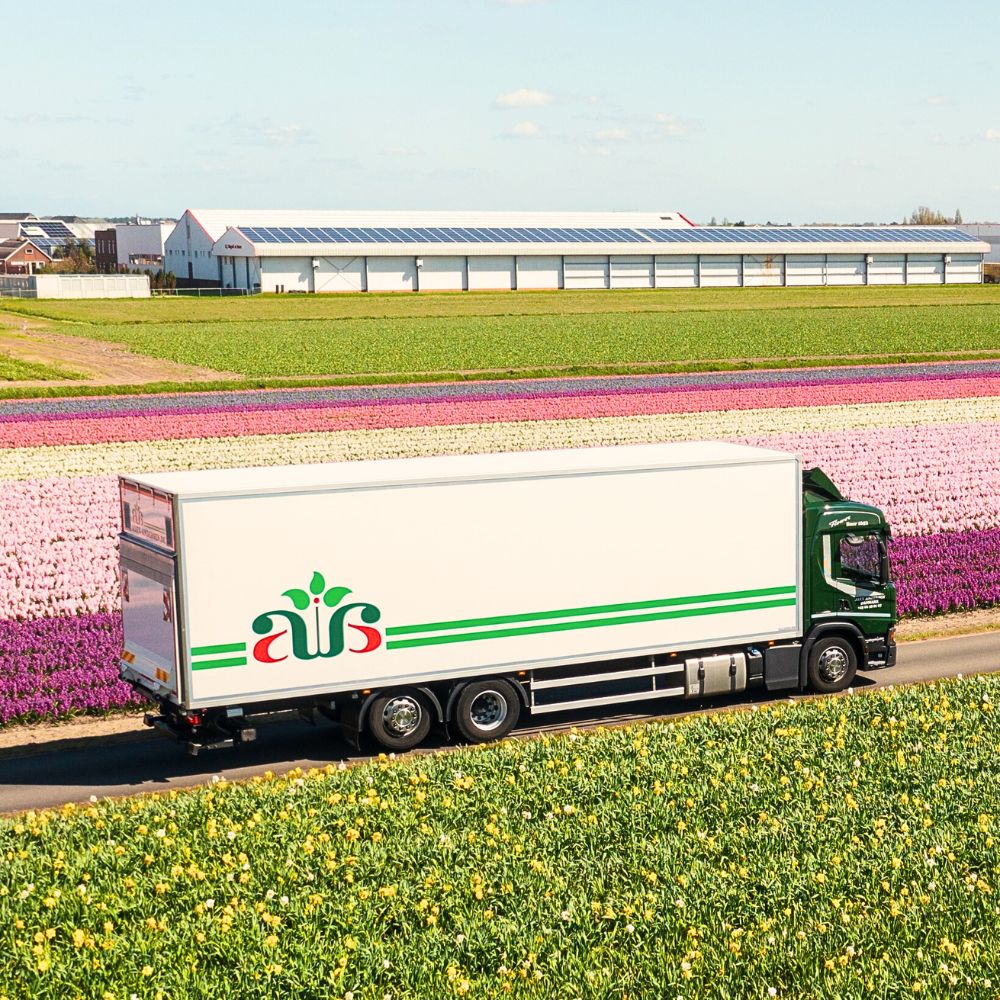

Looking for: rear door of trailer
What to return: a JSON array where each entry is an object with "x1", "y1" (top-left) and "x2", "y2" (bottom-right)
[{"x1": 119, "y1": 481, "x2": 183, "y2": 704}]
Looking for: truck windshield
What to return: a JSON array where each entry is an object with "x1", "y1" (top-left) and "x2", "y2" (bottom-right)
[{"x1": 837, "y1": 533, "x2": 886, "y2": 585}]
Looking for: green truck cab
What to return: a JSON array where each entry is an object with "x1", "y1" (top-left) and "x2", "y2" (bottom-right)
[{"x1": 800, "y1": 467, "x2": 897, "y2": 692}]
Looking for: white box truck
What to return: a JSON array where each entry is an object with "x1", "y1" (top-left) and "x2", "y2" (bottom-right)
[{"x1": 118, "y1": 442, "x2": 897, "y2": 754}]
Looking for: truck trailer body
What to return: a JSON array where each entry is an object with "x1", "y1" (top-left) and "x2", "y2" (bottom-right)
[{"x1": 117, "y1": 442, "x2": 896, "y2": 753}]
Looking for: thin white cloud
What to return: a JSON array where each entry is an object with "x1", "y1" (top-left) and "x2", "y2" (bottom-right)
[
  {"x1": 925, "y1": 95, "x2": 948, "y2": 106},
  {"x1": 495, "y1": 88, "x2": 555, "y2": 109},
  {"x1": 595, "y1": 127, "x2": 629, "y2": 141},
  {"x1": 216, "y1": 114, "x2": 313, "y2": 147},
  {"x1": 986, "y1": 128, "x2": 1000, "y2": 141},
  {"x1": 381, "y1": 145, "x2": 423, "y2": 157},
  {"x1": 654, "y1": 112, "x2": 693, "y2": 137},
  {"x1": 262, "y1": 124, "x2": 307, "y2": 145},
  {"x1": 501, "y1": 121, "x2": 544, "y2": 139}
]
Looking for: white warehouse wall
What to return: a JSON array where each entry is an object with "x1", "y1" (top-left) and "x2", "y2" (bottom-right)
[
  {"x1": 164, "y1": 212, "x2": 219, "y2": 284},
  {"x1": 243, "y1": 250, "x2": 981, "y2": 292}
]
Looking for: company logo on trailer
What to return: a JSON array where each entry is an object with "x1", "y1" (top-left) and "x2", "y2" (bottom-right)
[{"x1": 251, "y1": 570, "x2": 382, "y2": 664}]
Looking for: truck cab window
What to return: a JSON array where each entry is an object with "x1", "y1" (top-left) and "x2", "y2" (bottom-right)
[{"x1": 837, "y1": 533, "x2": 884, "y2": 584}]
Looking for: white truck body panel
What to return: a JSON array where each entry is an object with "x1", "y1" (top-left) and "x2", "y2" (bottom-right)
[{"x1": 118, "y1": 443, "x2": 803, "y2": 710}]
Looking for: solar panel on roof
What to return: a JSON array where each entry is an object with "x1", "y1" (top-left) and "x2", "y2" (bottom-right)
[{"x1": 227, "y1": 224, "x2": 980, "y2": 249}]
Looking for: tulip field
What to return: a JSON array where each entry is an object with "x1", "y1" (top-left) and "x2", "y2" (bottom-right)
[
  {"x1": 1, "y1": 358, "x2": 1000, "y2": 725},
  {"x1": 2, "y1": 673, "x2": 1000, "y2": 997}
]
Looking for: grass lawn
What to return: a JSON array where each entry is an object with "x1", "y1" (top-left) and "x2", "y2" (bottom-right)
[
  {"x1": 2, "y1": 675, "x2": 999, "y2": 998},
  {"x1": 0, "y1": 354, "x2": 82, "y2": 382}
]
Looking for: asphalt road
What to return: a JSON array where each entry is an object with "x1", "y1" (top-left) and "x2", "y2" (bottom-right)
[{"x1": 1, "y1": 631, "x2": 997, "y2": 815}]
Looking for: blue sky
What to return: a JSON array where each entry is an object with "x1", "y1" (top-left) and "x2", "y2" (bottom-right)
[{"x1": 3, "y1": 0, "x2": 999, "y2": 222}]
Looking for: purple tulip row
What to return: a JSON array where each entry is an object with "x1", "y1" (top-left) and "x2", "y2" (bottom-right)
[
  {"x1": 891, "y1": 527, "x2": 1000, "y2": 616},
  {"x1": 0, "y1": 613, "x2": 141, "y2": 724}
]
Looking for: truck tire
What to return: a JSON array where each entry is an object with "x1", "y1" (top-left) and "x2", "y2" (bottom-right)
[
  {"x1": 366, "y1": 690, "x2": 432, "y2": 751},
  {"x1": 453, "y1": 679, "x2": 520, "y2": 743},
  {"x1": 807, "y1": 636, "x2": 857, "y2": 694}
]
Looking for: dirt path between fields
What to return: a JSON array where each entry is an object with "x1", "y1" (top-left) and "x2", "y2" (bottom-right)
[{"x1": 0, "y1": 313, "x2": 240, "y2": 386}]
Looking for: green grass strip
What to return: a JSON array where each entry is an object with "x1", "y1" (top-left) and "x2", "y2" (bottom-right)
[
  {"x1": 386, "y1": 585, "x2": 797, "y2": 636},
  {"x1": 385, "y1": 596, "x2": 797, "y2": 649},
  {"x1": 190, "y1": 656, "x2": 247, "y2": 671},
  {"x1": 190, "y1": 642, "x2": 246, "y2": 656}
]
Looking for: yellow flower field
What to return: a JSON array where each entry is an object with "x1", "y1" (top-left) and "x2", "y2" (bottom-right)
[{"x1": 2, "y1": 675, "x2": 999, "y2": 998}]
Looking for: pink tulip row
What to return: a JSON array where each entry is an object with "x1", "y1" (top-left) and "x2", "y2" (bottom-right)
[{"x1": 2, "y1": 374, "x2": 998, "y2": 448}]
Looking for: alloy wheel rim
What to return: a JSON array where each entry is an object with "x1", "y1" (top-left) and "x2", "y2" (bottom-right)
[
  {"x1": 817, "y1": 647, "x2": 849, "y2": 684},
  {"x1": 469, "y1": 691, "x2": 507, "y2": 732},
  {"x1": 383, "y1": 696, "x2": 421, "y2": 736}
]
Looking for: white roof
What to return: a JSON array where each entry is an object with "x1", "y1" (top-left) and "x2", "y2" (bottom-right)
[
  {"x1": 124, "y1": 442, "x2": 797, "y2": 500},
  {"x1": 185, "y1": 209, "x2": 691, "y2": 242}
]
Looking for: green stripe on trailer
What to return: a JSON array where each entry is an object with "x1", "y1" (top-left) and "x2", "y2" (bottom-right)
[
  {"x1": 386, "y1": 586, "x2": 796, "y2": 636},
  {"x1": 191, "y1": 656, "x2": 247, "y2": 671},
  {"x1": 386, "y1": 596, "x2": 797, "y2": 650},
  {"x1": 190, "y1": 641, "x2": 247, "y2": 656}
]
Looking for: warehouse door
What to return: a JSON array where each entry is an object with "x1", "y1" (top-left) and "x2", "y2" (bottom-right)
[
  {"x1": 314, "y1": 257, "x2": 366, "y2": 293},
  {"x1": 468, "y1": 256, "x2": 515, "y2": 290},
  {"x1": 825, "y1": 255, "x2": 865, "y2": 285},
  {"x1": 785, "y1": 255, "x2": 825, "y2": 286},
  {"x1": 564, "y1": 256, "x2": 609, "y2": 289},
  {"x1": 610, "y1": 255, "x2": 654, "y2": 288},
  {"x1": 366, "y1": 257, "x2": 417, "y2": 292},
  {"x1": 516, "y1": 256, "x2": 563, "y2": 289},
  {"x1": 905, "y1": 254, "x2": 944, "y2": 284},
  {"x1": 654, "y1": 256, "x2": 697, "y2": 287},
  {"x1": 867, "y1": 255, "x2": 905, "y2": 285},
  {"x1": 743, "y1": 254, "x2": 784, "y2": 287},
  {"x1": 944, "y1": 254, "x2": 983, "y2": 284},
  {"x1": 698, "y1": 255, "x2": 741, "y2": 287}
]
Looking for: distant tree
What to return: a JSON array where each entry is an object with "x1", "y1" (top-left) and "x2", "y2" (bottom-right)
[
  {"x1": 709, "y1": 216, "x2": 718, "y2": 225},
  {"x1": 906, "y1": 206, "x2": 963, "y2": 225},
  {"x1": 45, "y1": 239, "x2": 97, "y2": 273}
]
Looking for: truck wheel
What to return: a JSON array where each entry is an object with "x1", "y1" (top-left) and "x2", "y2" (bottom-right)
[
  {"x1": 807, "y1": 636, "x2": 857, "y2": 694},
  {"x1": 453, "y1": 680, "x2": 520, "y2": 743},
  {"x1": 366, "y1": 690, "x2": 432, "y2": 751}
]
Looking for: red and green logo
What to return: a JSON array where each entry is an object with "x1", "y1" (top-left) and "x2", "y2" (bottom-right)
[{"x1": 251, "y1": 571, "x2": 382, "y2": 664}]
